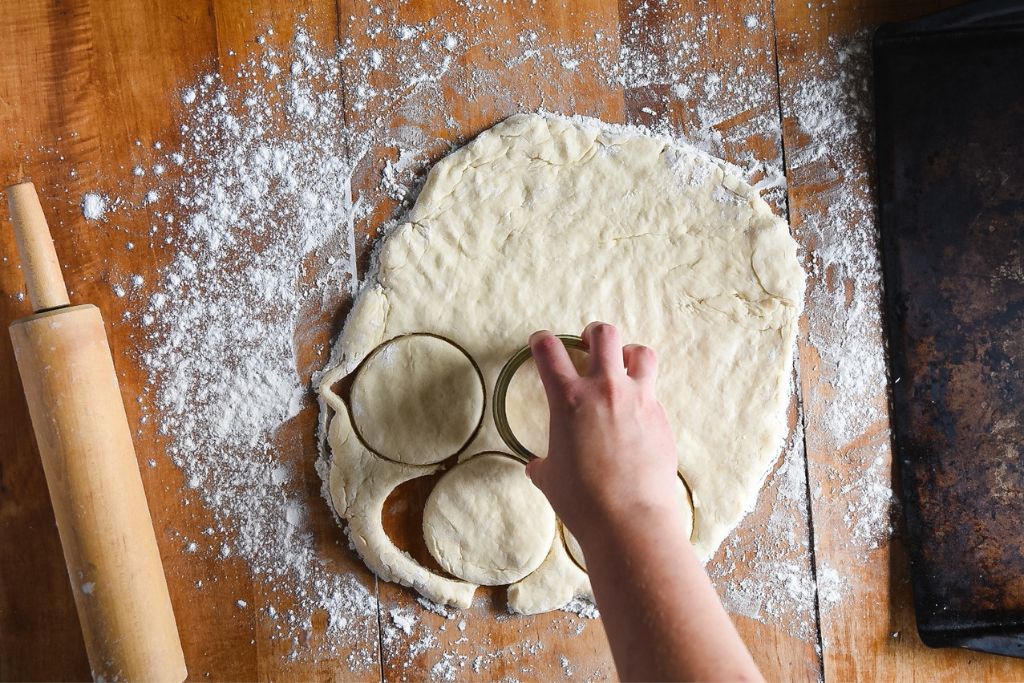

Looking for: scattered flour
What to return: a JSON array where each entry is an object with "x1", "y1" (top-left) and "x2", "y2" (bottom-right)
[
  {"x1": 82, "y1": 25, "x2": 374, "y2": 666},
  {"x1": 816, "y1": 564, "x2": 847, "y2": 610},
  {"x1": 81, "y1": 192, "x2": 107, "y2": 220},
  {"x1": 785, "y1": 31, "x2": 896, "y2": 560},
  {"x1": 390, "y1": 608, "x2": 418, "y2": 636},
  {"x1": 64, "y1": 4, "x2": 893, "y2": 676},
  {"x1": 712, "y1": 421, "x2": 817, "y2": 641},
  {"x1": 560, "y1": 598, "x2": 600, "y2": 620}
]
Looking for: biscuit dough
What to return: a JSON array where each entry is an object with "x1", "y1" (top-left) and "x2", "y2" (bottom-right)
[
  {"x1": 324, "y1": 400, "x2": 477, "y2": 607},
  {"x1": 423, "y1": 453, "x2": 556, "y2": 585},
  {"x1": 318, "y1": 112, "x2": 805, "y2": 613},
  {"x1": 350, "y1": 334, "x2": 483, "y2": 465}
]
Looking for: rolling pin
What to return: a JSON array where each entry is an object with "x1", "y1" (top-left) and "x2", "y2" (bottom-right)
[{"x1": 6, "y1": 181, "x2": 187, "y2": 682}]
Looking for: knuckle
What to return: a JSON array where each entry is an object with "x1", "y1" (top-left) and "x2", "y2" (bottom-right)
[
  {"x1": 561, "y1": 384, "x2": 586, "y2": 410},
  {"x1": 594, "y1": 376, "x2": 621, "y2": 402},
  {"x1": 533, "y1": 334, "x2": 561, "y2": 354}
]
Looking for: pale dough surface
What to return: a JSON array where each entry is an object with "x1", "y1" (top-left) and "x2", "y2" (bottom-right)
[
  {"x1": 319, "y1": 112, "x2": 805, "y2": 613},
  {"x1": 423, "y1": 453, "x2": 556, "y2": 585},
  {"x1": 350, "y1": 334, "x2": 483, "y2": 465}
]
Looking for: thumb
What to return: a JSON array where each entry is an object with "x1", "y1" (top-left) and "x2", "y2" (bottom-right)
[{"x1": 525, "y1": 457, "x2": 547, "y2": 491}]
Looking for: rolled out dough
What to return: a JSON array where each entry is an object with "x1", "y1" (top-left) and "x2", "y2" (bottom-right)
[{"x1": 318, "y1": 112, "x2": 805, "y2": 613}]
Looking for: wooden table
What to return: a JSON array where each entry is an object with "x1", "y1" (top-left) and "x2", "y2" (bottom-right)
[{"x1": 1, "y1": 1, "x2": 1022, "y2": 680}]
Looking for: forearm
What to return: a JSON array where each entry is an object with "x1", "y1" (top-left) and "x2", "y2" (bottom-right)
[
  {"x1": 578, "y1": 511, "x2": 763, "y2": 682},
  {"x1": 524, "y1": 324, "x2": 761, "y2": 681}
]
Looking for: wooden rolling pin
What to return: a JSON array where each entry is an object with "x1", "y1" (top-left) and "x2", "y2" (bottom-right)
[{"x1": 6, "y1": 182, "x2": 187, "y2": 682}]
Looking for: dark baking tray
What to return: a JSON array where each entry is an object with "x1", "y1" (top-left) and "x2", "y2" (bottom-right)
[{"x1": 874, "y1": 0, "x2": 1024, "y2": 658}]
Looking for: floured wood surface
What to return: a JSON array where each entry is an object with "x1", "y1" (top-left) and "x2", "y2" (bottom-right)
[{"x1": 1, "y1": 1, "x2": 1022, "y2": 680}]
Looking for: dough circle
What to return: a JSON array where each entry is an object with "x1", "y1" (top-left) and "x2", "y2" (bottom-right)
[
  {"x1": 561, "y1": 476, "x2": 695, "y2": 571},
  {"x1": 350, "y1": 334, "x2": 483, "y2": 465},
  {"x1": 423, "y1": 453, "x2": 557, "y2": 585}
]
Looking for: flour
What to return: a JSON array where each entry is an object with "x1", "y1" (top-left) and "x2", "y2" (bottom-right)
[
  {"x1": 560, "y1": 598, "x2": 600, "y2": 620},
  {"x1": 65, "y1": 4, "x2": 893, "y2": 676},
  {"x1": 785, "y1": 32, "x2": 896, "y2": 561},
  {"x1": 390, "y1": 608, "x2": 418, "y2": 636},
  {"x1": 81, "y1": 192, "x2": 107, "y2": 220},
  {"x1": 816, "y1": 564, "x2": 847, "y2": 610},
  {"x1": 79, "y1": 25, "x2": 373, "y2": 665},
  {"x1": 711, "y1": 420, "x2": 817, "y2": 641}
]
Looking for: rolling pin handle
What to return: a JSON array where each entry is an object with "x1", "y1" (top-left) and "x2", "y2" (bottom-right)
[{"x1": 4, "y1": 181, "x2": 71, "y2": 312}]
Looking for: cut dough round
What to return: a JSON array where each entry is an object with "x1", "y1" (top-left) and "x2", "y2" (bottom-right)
[
  {"x1": 350, "y1": 334, "x2": 483, "y2": 465},
  {"x1": 562, "y1": 476, "x2": 695, "y2": 571},
  {"x1": 504, "y1": 347, "x2": 590, "y2": 457},
  {"x1": 423, "y1": 453, "x2": 556, "y2": 585}
]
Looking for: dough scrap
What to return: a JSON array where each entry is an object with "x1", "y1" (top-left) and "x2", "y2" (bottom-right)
[
  {"x1": 350, "y1": 334, "x2": 483, "y2": 465},
  {"x1": 318, "y1": 112, "x2": 805, "y2": 613},
  {"x1": 423, "y1": 453, "x2": 556, "y2": 585},
  {"x1": 321, "y1": 393, "x2": 477, "y2": 607},
  {"x1": 507, "y1": 535, "x2": 593, "y2": 615}
]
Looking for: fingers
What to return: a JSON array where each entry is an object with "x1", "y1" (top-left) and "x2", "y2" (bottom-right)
[
  {"x1": 581, "y1": 321, "x2": 624, "y2": 376},
  {"x1": 623, "y1": 343, "x2": 657, "y2": 389},
  {"x1": 529, "y1": 330, "x2": 579, "y2": 395}
]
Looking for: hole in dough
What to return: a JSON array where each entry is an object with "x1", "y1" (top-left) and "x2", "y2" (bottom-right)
[
  {"x1": 423, "y1": 452, "x2": 556, "y2": 586},
  {"x1": 562, "y1": 473, "x2": 695, "y2": 571},
  {"x1": 503, "y1": 347, "x2": 590, "y2": 457},
  {"x1": 349, "y1": 333, "x2": 485, "y2": 466},
  {"x1": 382, "y1": 472, "x2": 451, "y2": 575}
]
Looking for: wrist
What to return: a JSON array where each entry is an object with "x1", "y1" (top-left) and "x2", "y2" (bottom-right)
[{"x1": 571, "y1": 492, "x2": 684, "y2": 551}]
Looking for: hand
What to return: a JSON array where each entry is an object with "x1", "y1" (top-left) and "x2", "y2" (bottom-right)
[
  {"x1": 525, "y1": 321, "x2": 681, "y2": 546},
  {"x1": 525, "y1": 322, "x2": 764, "y2": 683}
]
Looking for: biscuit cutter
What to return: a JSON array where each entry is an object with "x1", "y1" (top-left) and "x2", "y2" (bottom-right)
[{"x1": 493, "y1": 334, "x2": 587, "y2": 463}]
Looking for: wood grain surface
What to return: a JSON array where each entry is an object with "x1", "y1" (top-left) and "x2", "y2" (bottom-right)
[{"x1": 1, "y1": 1, "x2": 1022, "y2": 681}]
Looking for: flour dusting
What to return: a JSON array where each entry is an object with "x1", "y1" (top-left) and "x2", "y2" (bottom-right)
[
  {"x1": 63, "y1": 4, "x2": 891, "y2": 675},
  {"x1": 81, "y1": 191, "x2": 107, "y2": 220},
  {"x1": 786, "y1": 32, "x2": 896, "y2": 565}
]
